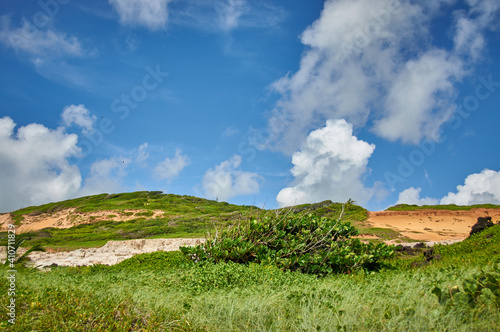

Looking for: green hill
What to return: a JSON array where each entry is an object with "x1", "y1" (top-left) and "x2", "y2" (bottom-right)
[{"x1": 2, "y1": 192, "x2": 368, "y2": 249}]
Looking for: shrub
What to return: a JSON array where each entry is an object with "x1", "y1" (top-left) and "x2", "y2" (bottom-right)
[
  {"x1": 432, "y1": 261, "x2": 500, "y2": 313},
  {"x1": 181, "y1": 211, "x2": 394, "y2": 275}
]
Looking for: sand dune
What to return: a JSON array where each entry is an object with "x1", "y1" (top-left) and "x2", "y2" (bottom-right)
[
  {"x1": 367, "y1": 208, "x2": 500, "y2": 242},
  {"x1": 0, "y1": 208, "x2": 167, "y2": 232}
]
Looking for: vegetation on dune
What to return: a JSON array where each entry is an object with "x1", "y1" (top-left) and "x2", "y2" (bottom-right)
[
  {"x1": 2, "y1": 192, "x2": 372, "y2": 249},
  {"x1": 2, "y1": 192, "x2": 500, "y2": 330},
  {"x1": 1, "y1": 231, "x2": 45, "y2": 266},
  {"x1": 387, "y1": 203, "x2": 500, "y2": 211},
  {"x1": 181, "y1": 209, "x2": 393, "y2": 275},
  {"x1": 2, "y1": 225, "x2": 500, "y2": 331},
  {"x1": 8, "y1": 191, "x2": 258, "y2": 223}
]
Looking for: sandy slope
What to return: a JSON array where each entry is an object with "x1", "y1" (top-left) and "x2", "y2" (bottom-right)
[
  {"x1": 367, "y1": 208, "x2": 500, "y2": 241},
  {"x1": 0, "y1": 238, "x2": 205, "y2": 267},
  {"x1": 0, "y1": 208, "x2": 167, "y2": 232}
]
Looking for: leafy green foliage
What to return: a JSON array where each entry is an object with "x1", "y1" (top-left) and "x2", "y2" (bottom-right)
[
  {"x1": 109, "y1": 250, "x2": 192, "y2": 271},
  {"x1": 280, "y1": 199, "x2": 369, "y2": 222},
  {"x1": 181, "y1": 212, "x2": 394, "y2": 275},
  {"x1": 179, "y1": 262, "x2": 316, "y2": 294},
  {"x1": 432, "y1": 262, "x2": 500, "y2": 312},
  {"x1": 434, "y1": 225, "x2": 500, "y2": 266},
  {"x1": 1, "y1": 231, "x2": 45, "y2": 266}
]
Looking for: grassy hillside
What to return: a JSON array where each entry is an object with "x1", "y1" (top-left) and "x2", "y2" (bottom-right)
[
  {"x1": 387, "y1": 203, "x2": 500, "y2": 211},
  {"x1": 1, "y1": 192, "x2": 369, "y2": 249},
  {"x1": 2, "y1": 223, "x2": 500, "y2": 330}
]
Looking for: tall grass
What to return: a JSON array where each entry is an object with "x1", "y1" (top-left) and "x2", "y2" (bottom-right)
[
  {"x1": 2, "y1": 199, "x2": 500, "y2": 330},
  {"x1": 2, "y1": 232, "x2": 500, "y2": 331}
]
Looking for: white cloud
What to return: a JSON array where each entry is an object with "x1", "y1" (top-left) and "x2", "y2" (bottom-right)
[
  {"x1": 467, "y1": 0, "x2": 500, "y2": 26},
  {"x1": 453, "y1": 15, "x2": 485, "y2": 61},
  {"x1": 109, "y1": 0, "x2": 172, "y2": 30},
  {"x1": 172, "y1": 0, "x2": 286, "y2": 32},
  {"x1": 395, "y1": 169, "x2": 500, "y2": 207},
  {"x1": 262, "y1": 0, "x2": 494, "y2": 153},
  {"x1": 80, "y1": 157, "x2": 131, "y2": 196},
  {"x1": 276, "y1": 119, "x2": 377, "y2": 207},
  {"x1": 61, "y1": 104, "x2": 96, "y2": 134},
  {"x1": 372, "y1": 50, "x2": 463, "y2": 143},
  {"x1": 215, "y1": 0, "x2": 246, "y2": 31},
  {"x1": 136, "y1": 143, "x2": 149, "y2": 164},
  {"x1": 0, "y1": 116, "x2": 82, "y2": 212},
  {"x1": 0, "y1": 16, "x2": 83, "y2": 57},
  {"x1": 441, "y1": 169, "x2": 500, "y2": 205},
  {"x1": 154, "y1": 150, "x2": 190, "y2": 181},
  {"x1": 202, "y1": 155, "x2": 261, "y2": 201},
  {"x1": 453, "y1": 0, "x2": 500, "y2": 61},
  {"x1": 395, "y1": 187, "x2": 439, "y2": 206}
]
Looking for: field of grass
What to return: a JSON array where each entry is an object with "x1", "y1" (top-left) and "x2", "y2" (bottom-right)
[
  {"x1": 2, "y1": 193, "x2": 500, "y2": 330},
  {"x1": 2, "y1": 225, "x2": 500, "y2": 331}
]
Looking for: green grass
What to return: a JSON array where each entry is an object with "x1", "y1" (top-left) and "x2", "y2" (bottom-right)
[
  {"x1": 2, "y1": 226, "x2": 500, "y2": 331},
  {"x1": 356, "y1": 227, "x2": 408, "y2": 242},
  {"x1": 7, "y1": 191, "x2": 259, "y2": 224},
  {"x1": 4, "y1": 193, "x2": 500, "y2": 330},
  {"x1": 387, "y1": 203, "x2": 500, "y2": 211}
]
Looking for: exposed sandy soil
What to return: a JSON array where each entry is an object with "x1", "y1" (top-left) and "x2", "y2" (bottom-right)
[
  {"x1": 0, "y1": 238, "x2": 205, "y2": 267},
  {"x1": 0, "y1": 208, "x2": 167, "y2": 232},
  {"x1": 367, "y1": 208, "x2": 500, "y2": 242}
]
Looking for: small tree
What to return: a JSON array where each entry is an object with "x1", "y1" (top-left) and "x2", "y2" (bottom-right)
[{"x1": 181, "y1": 206, "x2": 393, "y2": 275}]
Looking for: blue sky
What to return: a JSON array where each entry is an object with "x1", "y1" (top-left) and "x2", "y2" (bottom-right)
[{"x1": 0, "y1": 0, "x2": 499, "y2": 213}]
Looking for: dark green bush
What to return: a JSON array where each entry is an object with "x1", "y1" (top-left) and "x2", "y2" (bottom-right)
[
  {"x1": 180, "y1": 212, "x2": 394, "y2": 275},
  {"x1": 432, "y1": 261, "x2": 500, "y2": 312}
]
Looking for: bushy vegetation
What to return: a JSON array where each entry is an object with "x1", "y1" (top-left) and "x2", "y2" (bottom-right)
[
  {"x1": 2, "y1": 194, "x2": 500, "y2": 330},
  {"x1": 2, "y1": 226, "x2": 500, "y2": 331},
  {"x1": 181, "y1": 211, "x2": 393, "y2": 275}
]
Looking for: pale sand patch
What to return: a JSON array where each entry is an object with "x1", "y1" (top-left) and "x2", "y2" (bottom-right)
[
  {"x1": 0, "y1": 209, "x2": 169, "y2": 232},
  {"x1": 367, "y1": 208, "x2": 500, "y2": 242},
  {"x1": 0, "y1": 238, "x2": 205, "y2": 267}
]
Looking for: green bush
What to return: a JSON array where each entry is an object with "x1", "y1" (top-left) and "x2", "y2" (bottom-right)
[
  {"x1": 181, "y1": 212, "x2": 394, "y2": 275},
  {"x1": 432, "y1": 261, "x2": 500, "y2": 315}
]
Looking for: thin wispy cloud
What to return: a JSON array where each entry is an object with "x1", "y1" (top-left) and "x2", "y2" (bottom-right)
[
  {"x1": 109, "y1": 0, "x2": 172, "y2": 30},
  {"x1": 0, "y1": 16, "x2": 83, "y2": 57},
  {"x1": 171, "y1": 0, "x2": 286, "y2": 32}
]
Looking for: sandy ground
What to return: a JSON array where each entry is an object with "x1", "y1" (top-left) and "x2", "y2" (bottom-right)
[
  {"x1": 367, "y1": 208, "x2": 500, "y2": 242},
  {"x1": 0, "y1": 208, "x2": 167, "y2": 232},
  {"x1": 0, "y1": 238, "x2": 205, "y2": 267}
]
